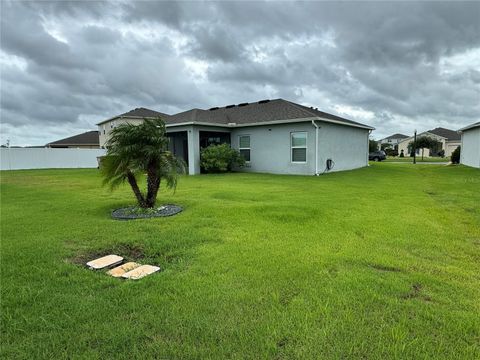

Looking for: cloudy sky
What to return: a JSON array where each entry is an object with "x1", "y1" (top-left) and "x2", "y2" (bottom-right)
[{"x1": 1, "y1": 1, "x2": 479, "y2": 146}]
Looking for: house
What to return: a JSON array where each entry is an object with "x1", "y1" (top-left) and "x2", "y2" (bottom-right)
[
  {"x1": 397, "y1": 127, "x2": 461, "y2": 157},
  {"x1": 459, "y1": 122, "x2": 480, "y2": 168},
  {"x1": 46, "y1": 131, "x2": 100, "y2": 149},
  {"x1": 97, "y1": 99, "x2": 374, "y2": 175},
  {"x1": 97, "y1": 107, "x2": 170, "y2": 148},
  {"x1": 377, "y1": 133, "x2": 409, "y2": 150}
]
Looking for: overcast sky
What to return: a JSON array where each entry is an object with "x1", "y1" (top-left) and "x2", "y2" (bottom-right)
[{"x1": 1, "y1": 1, "x2": 479, "y2": 146}]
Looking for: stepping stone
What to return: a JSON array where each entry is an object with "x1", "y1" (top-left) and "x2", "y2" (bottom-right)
[
  {"x1": 122, "y1": 265, "x2": 160, "y2": 280},
  {"x1": 107, "y1": 262, "x2": 141, "y2": 278},
  {"x1": 86, "y1": 255, "x2": 123, "y2": 270}
]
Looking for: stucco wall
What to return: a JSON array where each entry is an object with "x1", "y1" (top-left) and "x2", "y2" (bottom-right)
[
  {"x1": 231, "y1": 121, "x2": 369, "y2": 175},
  {"x1": 444, "y1": 141, "x2": 461, "y2": 157},
  {"x1": 316, "y1": 122, "x2": 369, "y2": 172},
  {"x1": 98, "y1": 118, "x2": 144, "y2": 147},
  {"x1": 461, "y1": 127, "x2": 480, "y2": 168}
]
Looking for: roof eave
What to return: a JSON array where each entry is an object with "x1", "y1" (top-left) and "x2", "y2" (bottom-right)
[
  {"x1": 165, "y1": 117, "x2": 374, "y2": 130},
  {"x1": 458, "y1": 123, "x2": 480, "y2": 132}
]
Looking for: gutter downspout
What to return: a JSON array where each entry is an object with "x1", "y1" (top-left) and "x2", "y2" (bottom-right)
[
  {"x1": 367, "y1": 130, "x2": 372, "y2": 166},
  {"x1": 312, "y1": 120, "x2": 319, "y2": 175}
]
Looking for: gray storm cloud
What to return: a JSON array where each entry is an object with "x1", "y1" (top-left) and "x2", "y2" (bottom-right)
[{"x1": 1, "y1": 1, "x2": 479, "y2": 145}]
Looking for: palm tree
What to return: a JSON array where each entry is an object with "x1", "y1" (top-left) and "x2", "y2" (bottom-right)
[{"x1": 100, "y1": 118, "x2": 185, "y2": 208}]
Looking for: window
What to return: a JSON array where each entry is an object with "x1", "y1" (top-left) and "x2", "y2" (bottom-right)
[
  {"x1": 239, "y1": 135, "x2": 250, "y2": 162},
  {"x1": 291, "y1": 132, "x2": 307, "y2": 163},
  {"x1": 103, "y1": 125, "x2": 106, "y2": 135}
]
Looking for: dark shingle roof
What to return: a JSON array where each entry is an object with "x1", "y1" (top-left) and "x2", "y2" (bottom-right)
[
  {"x1": 427, "y1": 127, "x2": 461, "y2": 141},
  {"x1": 97, "y1": 107, "x2": 170, "y2": 125},
  {"x1": 119, "y1": 107, "x2": 169, "y2": 118},
  {"x1": 382, "y1": 133, "x2": 409, "y2": 140},
  {"x1": 166, "y1": 99, "x2": 373, "y2": 129},
  {"x1": 46, "y1": 131, "x2": 99, "y2": 147}
]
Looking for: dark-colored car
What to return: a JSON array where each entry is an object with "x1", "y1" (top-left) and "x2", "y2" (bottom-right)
[{"x1": 369, "y1": 150, "x2": 386, "y2": 161}]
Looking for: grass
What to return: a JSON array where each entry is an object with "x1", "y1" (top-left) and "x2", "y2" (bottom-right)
[
  {"x1": 384, "y1": 156, "x2": 450, "y2": 162},
  {"x1": 1, "y1": 163, "x2": 479, "y2": 359}
]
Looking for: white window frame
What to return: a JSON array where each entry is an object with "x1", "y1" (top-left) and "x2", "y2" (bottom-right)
[
  {"x1": 291, "y1": 132, "x2": 307, "y2": 164},
  {"x1": 239, "y1": 135, "x2": 251, "y2": 163}
]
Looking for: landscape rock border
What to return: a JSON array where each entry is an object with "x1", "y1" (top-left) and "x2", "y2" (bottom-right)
[{"x1": 112, "y1": 204, "x2": 183, "y2": 220}]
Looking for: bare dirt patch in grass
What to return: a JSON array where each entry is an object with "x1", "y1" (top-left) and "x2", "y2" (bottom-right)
[
  {"x1": 401, "y1": 283, "x2": 432, "y2": 302},
  {"x1": 68, "y1": 243, "x2": 146, "y2": 266}
]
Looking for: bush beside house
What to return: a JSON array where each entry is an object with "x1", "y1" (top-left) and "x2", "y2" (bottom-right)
[
  {"x1": 200, "y1": 144, "x2": 245, "y2": 173},
  {"x1": 451, "y1": 146, "x2": 460, "y2": 164}
]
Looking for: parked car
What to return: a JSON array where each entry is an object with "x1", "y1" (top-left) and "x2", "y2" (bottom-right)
[{"x1": 369, "y1": 150, "x2": 386, "y2": 161}]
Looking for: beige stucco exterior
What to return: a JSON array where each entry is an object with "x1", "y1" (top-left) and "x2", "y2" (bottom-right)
[
  {"x1": 397, "y1": 132, "x2": 460, "y2": 158},
  {"x1": 98, "y1": 117, "x2": 146, "y2": 148}
]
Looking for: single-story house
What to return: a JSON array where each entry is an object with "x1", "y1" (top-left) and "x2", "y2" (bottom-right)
[
  {"x1": 97, "y1": 99, "x2": 374, "y2": 175},
  {"x1": 397, "y1": 127, "x2": 461, "y2": 157},
  {"x1": 377, "y1": 133, "x2": 409, "y2": 150},
  {"x1": 46, "y1": 131, "x2": 100, "y2": 149},
  {"x1": 459, "y1": 121, "x2": 480, "y2": 168}
]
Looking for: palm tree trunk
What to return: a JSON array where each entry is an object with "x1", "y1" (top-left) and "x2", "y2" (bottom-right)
[
  {"x1": 145, "y1": 163, "x2": 161, "y2": 208},
  {"x1": 126, "y1": 171, "x2": 146, "y2": 207}
]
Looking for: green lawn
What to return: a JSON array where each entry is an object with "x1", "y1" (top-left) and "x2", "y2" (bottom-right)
[{"x1": 1, "y1": 164, "x2": 479, "y2": 359}]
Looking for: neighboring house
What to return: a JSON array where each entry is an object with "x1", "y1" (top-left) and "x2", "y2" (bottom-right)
[
  {"x1": 97, "y1": 107, "x2": 170, "y2": 147},
  {"x1": 397, "y1": 127, "x2": 461, "y2": 157},
  {"x1": 459, "y1": 121, "x2": 480, "y2": 168},
  {"x1": 98, "y1": 99, "x2": 374, "y2": 175},
  {"x1": 377, "y1": 133, "x2": 409, "y2": 149},
  {"x1": 46, "y1": 131, "x2": 100, "y2": 149}
]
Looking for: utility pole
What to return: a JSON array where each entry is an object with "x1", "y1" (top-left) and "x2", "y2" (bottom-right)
[{"x1": 413, "y1": 130, "x2": 417, "y2": 164}]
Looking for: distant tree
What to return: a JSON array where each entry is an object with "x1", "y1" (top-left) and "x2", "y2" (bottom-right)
[
  {"x1": 381, "y1": 143, "x2": 391, "y2": 150},
  {"x1": 100, "y1": 118, "x2": 185, "y2": 208},
  {"x1": 408, "y1": 136, "x2": 442, "y2": 160},
  {"x1": 369, "y1": 140, "x2": 378, "y2": 152}
]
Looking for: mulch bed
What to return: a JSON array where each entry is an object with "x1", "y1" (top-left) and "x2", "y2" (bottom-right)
[{"x1": 112, "y1": 204, "x2": 183, "y2": 220}]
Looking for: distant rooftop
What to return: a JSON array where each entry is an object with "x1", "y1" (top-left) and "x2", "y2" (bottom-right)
[
  {"x1": 427, "y1": 127, "x2": 461, "y2": 141},
  {"x1": 381, "y1": 133, "x2": 409, "y2": 140},
  {"x1": 46, "y1": 131, "x2": 99, "y2": 147}
]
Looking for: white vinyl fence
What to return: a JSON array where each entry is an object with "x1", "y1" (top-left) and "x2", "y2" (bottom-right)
[{"x1": 0, "y1": 148, "x2": 106, "y2": 170}]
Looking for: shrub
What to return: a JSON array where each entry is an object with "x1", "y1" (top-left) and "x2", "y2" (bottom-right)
[
  {"x1": 200, "y1": 144, "x2": 245, "y2": 173},
  {"x1": 399, "y1": 149, "x2": 405, "y2": 157},
  {"x1": 451, "y1": 146, "x2": 460, "y2": 164}
]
